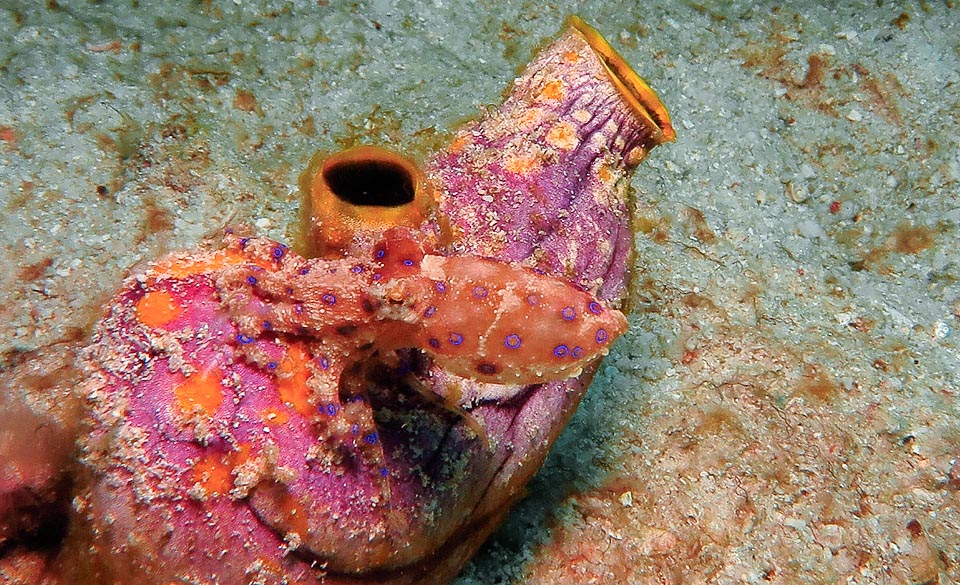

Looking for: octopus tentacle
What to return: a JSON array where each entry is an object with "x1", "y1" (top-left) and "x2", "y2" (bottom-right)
[{"x1": 215, "y1": 228, "x2": 626, "y2": 498}]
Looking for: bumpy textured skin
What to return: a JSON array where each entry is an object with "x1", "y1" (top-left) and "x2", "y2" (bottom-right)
[
  {"x1": 65, "y1": 19, "x2": 673, "y2": 585},
  {"x1": 75, "y1": 226, "x2": 624, "y2": 583}
]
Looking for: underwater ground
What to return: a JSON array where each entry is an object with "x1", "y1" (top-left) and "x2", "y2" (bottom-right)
[{"x1": 1, "y1": 1, "x2": 958, "y2": 583}]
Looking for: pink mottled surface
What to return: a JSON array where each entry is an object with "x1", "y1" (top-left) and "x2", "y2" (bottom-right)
[{"x1": 0, "y1": 16, "x2": 675, "y2": 585}]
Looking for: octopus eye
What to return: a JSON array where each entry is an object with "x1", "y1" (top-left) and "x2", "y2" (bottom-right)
[{"x1": 476, "y1": 362, "x2": 500, "y2": 376}]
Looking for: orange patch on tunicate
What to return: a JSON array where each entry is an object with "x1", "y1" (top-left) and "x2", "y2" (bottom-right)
[
  {"x1": 518, "y1": 108, "x2": 544, "y2": 130},
  {"x1": 448, "y1": 133, "x2": 471, "y2": 154},
  {"x1": 277, "y1": 342, "x2": 314, "y2": 417},
  {"x1": 546, "y1": 122, "x2": 577, "y2": 150},
  {"x1": 135, "y1": 290, "x2": 182, "y2": 328},
  {"x1": 277, "y1": 491, "x2": 311, "y2": 539},
  {"x1": 191, "y1": 453, "x2": 233, "y2": 496},
  {"x1": 537, "y1": 79, "x2": 564, "y2": 101},
  {"x1": 263, "y1": 407, "x2": 290, "y2": 426},
  {"x1": 504, "y1": 154, "x2": 540, "y2": 175},
  {"x1": 562, "y1": 50, "x2": 580, "y2": 64},
  {"x1": 597, "y1": 165, "x2": 613, "y2": 183},
  {"x1": 174, "y1": 368, "x2": 225, "y2": 415},
  {"x1": 190, "y1": 443, "x2": 253, "y2": 497}
]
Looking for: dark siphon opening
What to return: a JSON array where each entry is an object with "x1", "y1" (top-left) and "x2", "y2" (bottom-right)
[{"x1": 323, "y1": 160, "x2": 415, "y2": 207}]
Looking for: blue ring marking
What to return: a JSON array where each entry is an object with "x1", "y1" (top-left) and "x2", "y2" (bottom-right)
[
  {"x1": 553, "y1": 344, "x2": 569, "y2": 357},
  {"x1": 473, "y1": 285, "x2": 488, "y2": 299},
  {"x1": 504, "y1": 334, "x2": 522, "y2": 349},
  {"x1": 572, "y1": 346, "x2": 583, "y2": 358},
  {"x1": 435, "y1": 281, "x2": 447, "y2": 293},
  {"x1": 267, "y1": 361, "x2": 278, "y2": 370},
  {"x1": 351, "y1": 423, "x2": 360, "y2": 435},
  {"x1": 239, "y1": 237, "x2": 249, "y2": 250},
  {"x1": 294, "y1": 303, "x2": 304, "y2": 314},
  {"x1": 526, "y1": 294, "x2": 540, "y2": 306},
  {"x1": 449, "y1": 332, "x2": 464, "y2": 346},
  {"x1": 588, "y1": 301, "x2": 602, "y2": 315},
  {"x1": 402, "y1": 259, "x2": 415, "y2": 267},
  {"x1": 262, "y1": 321, "x2": 272, "y2": 330},
  {"x1": 285, "y1": 287, "x2": 294, "y2": 295},
  {"x1": 561, "y1": 307, "x2": 576, "y2": 321},
  {"x1": 272, "y1": 246, "x2": 285, "y2": 259},
  {"x1": 429, "y1": 338, "x2": 440, "y2": 348},
  {"x1": 595, "y1": 328, "x2": 608, "y2": 343},
  {"x1": 424, "y1": 306, "x2": 437, "y2": 318},
  {"x1": 320, "y1": 356, "x2": 330, "y2": 370},
  {"x1": 325, "y1": 403, "x2": 339, "y2": 416},
  {"x1": 236, "y1": 333, "x2": 255, "y2": 345},
  {"x1": 375, "y1": 249, "x2": 386, "y2": 260},
  {"x1": 322, "y1": 293, "x2": 337, "y2": 305},
  {"x1": 299, "y1": 267, "x2": 310, "y2": 275},
  {"x1": 364, "y1": 432, "x2": 379, "y2": 445},
  {"x1": 246, "y1": 275, "x2": 257, "y2": 285},
  {"x1": 380, "y1": 467, "x2": 389, "y2": 477},
  {"x1": 351, "y1": 264, "x2": 364, "y2": 274},
  {"x1": 372, "y1": 273, "x2": 382, "y2": 281}
]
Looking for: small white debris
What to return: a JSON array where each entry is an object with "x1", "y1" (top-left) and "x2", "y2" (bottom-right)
[
  {"x1": 846, "y1": 109, "x2": 863, "y2": 122},
  {"x1": 932, "y1": 321, "x2": 951, "y2": 340},
  {"x1": 255, "y1": 217, "x2": 271, "y2": 229},
  {"x1": 797, "y1": 163, "x2": 816, "y2": 181},
  {"x1": 797, "y1": 219, "x2": 826, "y2": 239},
  {"x1": 619, "y1": 491, "x2": 634, "y2": 507}
]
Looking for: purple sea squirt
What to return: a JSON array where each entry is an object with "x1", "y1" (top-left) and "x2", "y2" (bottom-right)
[{"x1": 0, "y1": 16, "x2": 674, "y2": 585}]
